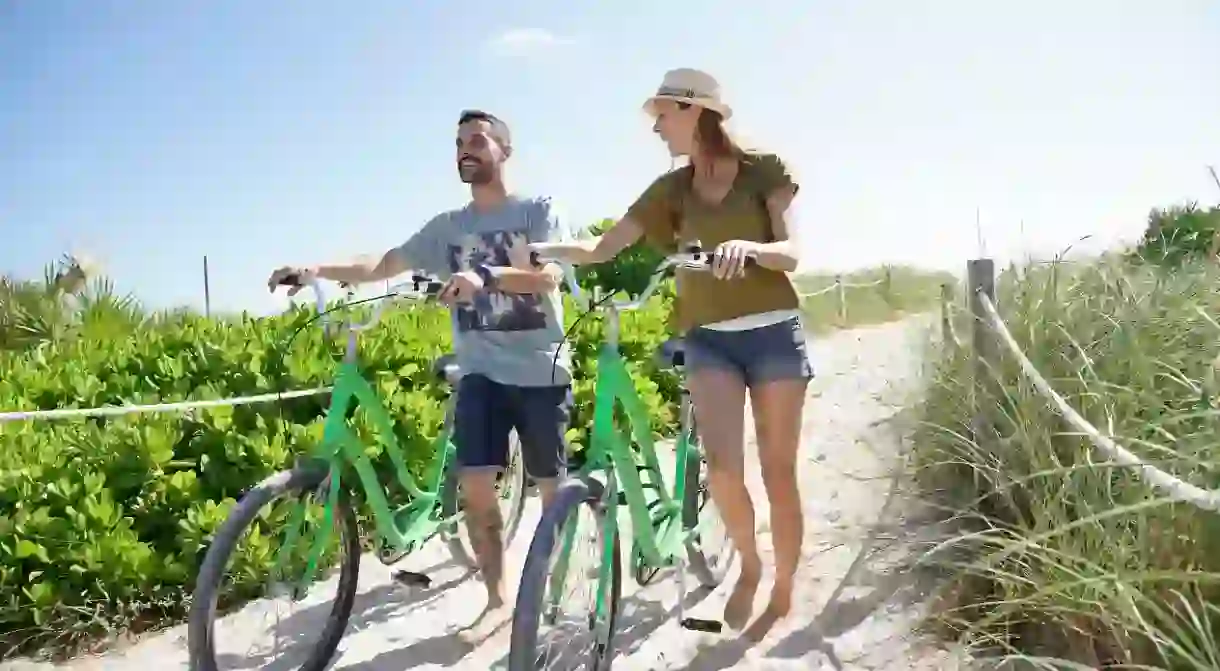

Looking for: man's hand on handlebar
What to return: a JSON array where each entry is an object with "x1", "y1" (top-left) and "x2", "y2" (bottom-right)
[
  {"x1": 267, "y1": 266, "x2": 317, "y2": 296},
  {"x1": 437, "y1": 271, "x2": 482, "y2": 305}
]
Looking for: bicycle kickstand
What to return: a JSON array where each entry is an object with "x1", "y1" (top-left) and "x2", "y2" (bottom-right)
[{"x1": 676, "y1": 554, "x2": 722, "y2": 634}]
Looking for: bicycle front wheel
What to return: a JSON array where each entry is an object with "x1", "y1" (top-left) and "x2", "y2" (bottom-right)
[
  {"x1": 187, "y1": 466, "x2": 360, "y2": 671},
  {"x1": 683, "y1": 416, "x2": 736, "y2": 587},
  {"x1": 509, "y1": 477, "x2": 622, "y2": 671}
]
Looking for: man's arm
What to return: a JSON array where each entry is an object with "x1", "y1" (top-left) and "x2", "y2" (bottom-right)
[
  {"x1": 483, "y1": 197, "x2": 568, "y2": 295},
  {"x1": 482, "y1": 261, "x2": 563, "y2": 295},
  {"x1": 312, "y1": 248, "x2": 408, "y2": 285},
  {"x1": 312, "y1": 214, "x2": 446, "y2": 286}
]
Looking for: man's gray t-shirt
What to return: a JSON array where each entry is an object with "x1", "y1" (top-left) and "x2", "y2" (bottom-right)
[{"x1": 395, "y1": 195, "x2": 572, "y2": 387}]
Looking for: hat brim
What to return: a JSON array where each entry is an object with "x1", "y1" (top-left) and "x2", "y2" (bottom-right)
[{"x1": 643, "y1": 95, "x2": 733, "y2": 121}]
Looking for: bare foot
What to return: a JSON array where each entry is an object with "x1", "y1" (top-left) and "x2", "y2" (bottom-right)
[
  {"x1": 459, "y1": 598, "x2": 513, "y2": 644},
  {"x1": 723, "y1": 563, "x2": 761, "y2": 630},
  {"x1": 742, "y1": 583, "x2": 793, "y2": 643}
]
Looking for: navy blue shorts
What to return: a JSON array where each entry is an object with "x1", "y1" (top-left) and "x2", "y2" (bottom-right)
[
  {"x1": 685, "y1": 316, "x2": 814, "y2": 385},
  {"x1": 453, "y1": 374, "x2": 571, "y2": 479}
]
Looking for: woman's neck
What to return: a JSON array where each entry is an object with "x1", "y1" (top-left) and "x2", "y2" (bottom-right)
[{"x1": 690, "y1": 152, "x2": 738, "y2": 178}]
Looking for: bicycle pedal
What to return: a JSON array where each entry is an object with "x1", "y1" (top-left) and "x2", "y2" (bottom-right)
[
  {"x1": 392, "y1": 570, "x2": 432, "y2": 588},
  {"x1": 680, "y1": 618, "x2": 723, "y2": 633},
  {"x1": 377, "y1": 547, "x2": 410, "y2": 565}
]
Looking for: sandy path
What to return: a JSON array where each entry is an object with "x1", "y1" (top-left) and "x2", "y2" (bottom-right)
[{"x1": 3, "y1": 317, "x2": 956, "y2": 671}]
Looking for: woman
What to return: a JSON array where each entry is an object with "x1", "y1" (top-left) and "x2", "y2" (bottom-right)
[{"x1": 532, "y1": 68, "x2": 811, "y2": 638}]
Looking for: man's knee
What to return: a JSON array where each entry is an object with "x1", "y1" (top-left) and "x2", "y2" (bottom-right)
[
  {"x1": 513, "y1": 385, "x2": 571, "y2": 480},
  {"x1": 459, "y1": 469, "x2": 502, "y2": 512},
  {"x1": 533, "y1": 477, "x2": 560, "y2": 508}
]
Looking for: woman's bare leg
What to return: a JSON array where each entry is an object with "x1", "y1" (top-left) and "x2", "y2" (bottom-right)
[
  {"x1": 743, "y1": 377, "x2": 808, "y2": 641},
  {"x1": 687, "y1": 368, "x2": 759, "y2": 630}
]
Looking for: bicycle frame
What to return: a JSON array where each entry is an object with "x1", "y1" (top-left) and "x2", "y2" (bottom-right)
[
  {"x1": 544, "y1": 257, "x2": 711, "y2": 632},
  {"x1": 269, "y1": 282, "x2": 462, "y2": 588}
]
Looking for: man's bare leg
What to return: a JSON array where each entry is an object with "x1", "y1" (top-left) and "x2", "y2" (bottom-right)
[{"x1": 459, "y1": 468, "x2": 512, "y2": 640}]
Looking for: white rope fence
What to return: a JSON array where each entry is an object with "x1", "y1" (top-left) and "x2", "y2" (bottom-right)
[
  {"x1": 976, "y1": 290, "x2": 1220, "y2": 511},
  {"x1": 799, "y1": 275, "x2": 888, "y2": 322},
  {"x1": 0, "y1": 386, "x2": 332, "y2": 423}
]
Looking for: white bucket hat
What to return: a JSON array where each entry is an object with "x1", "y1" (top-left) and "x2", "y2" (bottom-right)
[{"x1": 642, "y1": 68, "x2": 732, "y2": 121}]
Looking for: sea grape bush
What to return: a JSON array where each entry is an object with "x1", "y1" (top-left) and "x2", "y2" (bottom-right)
[{"x1": 0, "y1": 289, "x2": 678, "y2": 656}]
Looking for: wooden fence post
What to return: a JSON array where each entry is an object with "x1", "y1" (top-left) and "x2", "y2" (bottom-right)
[
  {"x1": 968, "y1": 258, "x2": 996, "y2": 444},
  {"x1": 835, "y1": 274, "x2": 847, "y2": 323},
  {"x1": 939, "y1": 281, "x2": 953, "y2": 344}
]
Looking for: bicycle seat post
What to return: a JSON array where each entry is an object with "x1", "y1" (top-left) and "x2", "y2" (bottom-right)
[
  {"x1": 344, "y1": 328, "x2": 359, "y2": 363},
  {"x1": 606, "y1": 304, "x2": 621, "y2": 349}
]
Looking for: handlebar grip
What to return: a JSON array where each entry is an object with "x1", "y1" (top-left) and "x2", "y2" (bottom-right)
[{"x1": 697, "y1": 255, "x2": 758, "y2": 268}]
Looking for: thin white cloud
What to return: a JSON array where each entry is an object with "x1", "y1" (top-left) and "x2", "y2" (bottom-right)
[{"x1": 485, "y1": 28, "x2": 575, "y2": 54}]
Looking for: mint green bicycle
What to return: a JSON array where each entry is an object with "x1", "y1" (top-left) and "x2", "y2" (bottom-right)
[
  {"x1": 187, "y1": 274, "x2": 527, "y2": 671},
  {"x1": 509, "y1": 248, "x2": 738, "y2": 670}
]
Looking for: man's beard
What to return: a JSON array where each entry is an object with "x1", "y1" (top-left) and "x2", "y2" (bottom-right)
[{"x1": 458, "y1": 159, "x2": 495, "y2": 185}]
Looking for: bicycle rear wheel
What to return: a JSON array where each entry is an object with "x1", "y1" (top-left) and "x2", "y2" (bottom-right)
[
  {"x1": 509, "y1": 477, "x2": 621, "y2": 671},
  {"x1": 188, "y1": 466, "x2": 360, "y2": 671}
]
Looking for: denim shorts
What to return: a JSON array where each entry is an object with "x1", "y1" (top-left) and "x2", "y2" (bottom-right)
[
  {"x1": 453, "y1": 374, "x2": 571, "y2": 479},
  {"x1": 684, "y1": 316, "x2": 814, "y2": 385}
]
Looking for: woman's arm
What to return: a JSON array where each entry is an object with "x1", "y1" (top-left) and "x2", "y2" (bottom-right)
[
  {"x1": 750, "y1": 186, "x2": 801, "y2": 272},
  {"x1": 532, "y1": 218, "x2": 645, "y2": 265}
]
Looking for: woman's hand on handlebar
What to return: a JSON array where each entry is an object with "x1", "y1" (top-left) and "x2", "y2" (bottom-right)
[
  {"x1": 267, "y1": 266, "x2": 317, "y2": 296},
  {"x1": 710, "y1": 240, "x2": 760, "y2": 280}
]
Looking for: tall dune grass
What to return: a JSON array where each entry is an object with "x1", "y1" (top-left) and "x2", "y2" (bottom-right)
[{"x1": 911, "y1": 256, "x2": 1220, "y2": 669}]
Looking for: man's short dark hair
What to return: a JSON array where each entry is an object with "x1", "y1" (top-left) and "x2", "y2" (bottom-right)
[{"x1": 458, "y1": 109, "x2": 511, "y2": 149}]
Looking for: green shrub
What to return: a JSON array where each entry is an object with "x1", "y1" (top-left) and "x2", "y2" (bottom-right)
[
  {"x1": 911, "y1": 256, "x2": 1220, "y2": 669},
  {"x1": 0, "y1": 285, "x2": 677, "y2": 656},
  {"x1": 1133, "y1": 201, "x2": 1220, "y2": 268}
]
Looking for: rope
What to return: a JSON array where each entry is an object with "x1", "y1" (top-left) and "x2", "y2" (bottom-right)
[
  {"x1": 976, "y1": 291, "x2": 1220, "y2": 511},
  {"x1": 0, "y1": 387, "x2": 332, "y2": 423},
  {"x1": 799, "y1": 277, "x2": 886, "y2": 298}
]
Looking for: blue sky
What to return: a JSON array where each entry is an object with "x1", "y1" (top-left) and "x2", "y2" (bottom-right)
[{"x1": 3, "y1": 0, "x2": 1218, "y2": 315}]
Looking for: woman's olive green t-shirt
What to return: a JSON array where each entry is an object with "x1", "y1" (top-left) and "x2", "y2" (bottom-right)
[{"x1": 625, "y1": 152, "x2": 801, "y2": 332}]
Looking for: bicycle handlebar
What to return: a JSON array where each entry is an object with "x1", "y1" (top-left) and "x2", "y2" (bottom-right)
[
  {"x1": 276, "y1": 272, "x2": 444, "y2": 333},
  {"x1": 537, "y1": 242, "x2": 756, "y2": 313},
  {"x1": 277, "y1": 242, "x2": 753, "y2": 334}
]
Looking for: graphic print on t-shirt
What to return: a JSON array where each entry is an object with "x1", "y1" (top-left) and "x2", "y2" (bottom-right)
[{"x1": 447, "y1": 230, "x2": 546, "y2": 332}]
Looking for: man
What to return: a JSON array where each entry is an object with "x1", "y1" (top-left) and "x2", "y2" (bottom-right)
[{"x1": 268, "y1": 109, "x2": 572, "y2": 638}]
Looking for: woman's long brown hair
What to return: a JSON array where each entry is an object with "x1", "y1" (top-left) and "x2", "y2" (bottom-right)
[{"x1": 678, "y1": 103, "x2": 741, "y2": 159}]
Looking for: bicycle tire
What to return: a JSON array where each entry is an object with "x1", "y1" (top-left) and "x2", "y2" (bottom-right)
[
  {"x1": 188, "y1": 466, "x2": 360, "y2": 671},
  {"x1": 509, "y1": 477, "x2": 622, "y2": 671},
  {"x1": 682, "y1": 415, "x2": 736, "y2": 587},
  {"x1": 440, "y1": 431, "x2": 528, "y2": 568}
]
